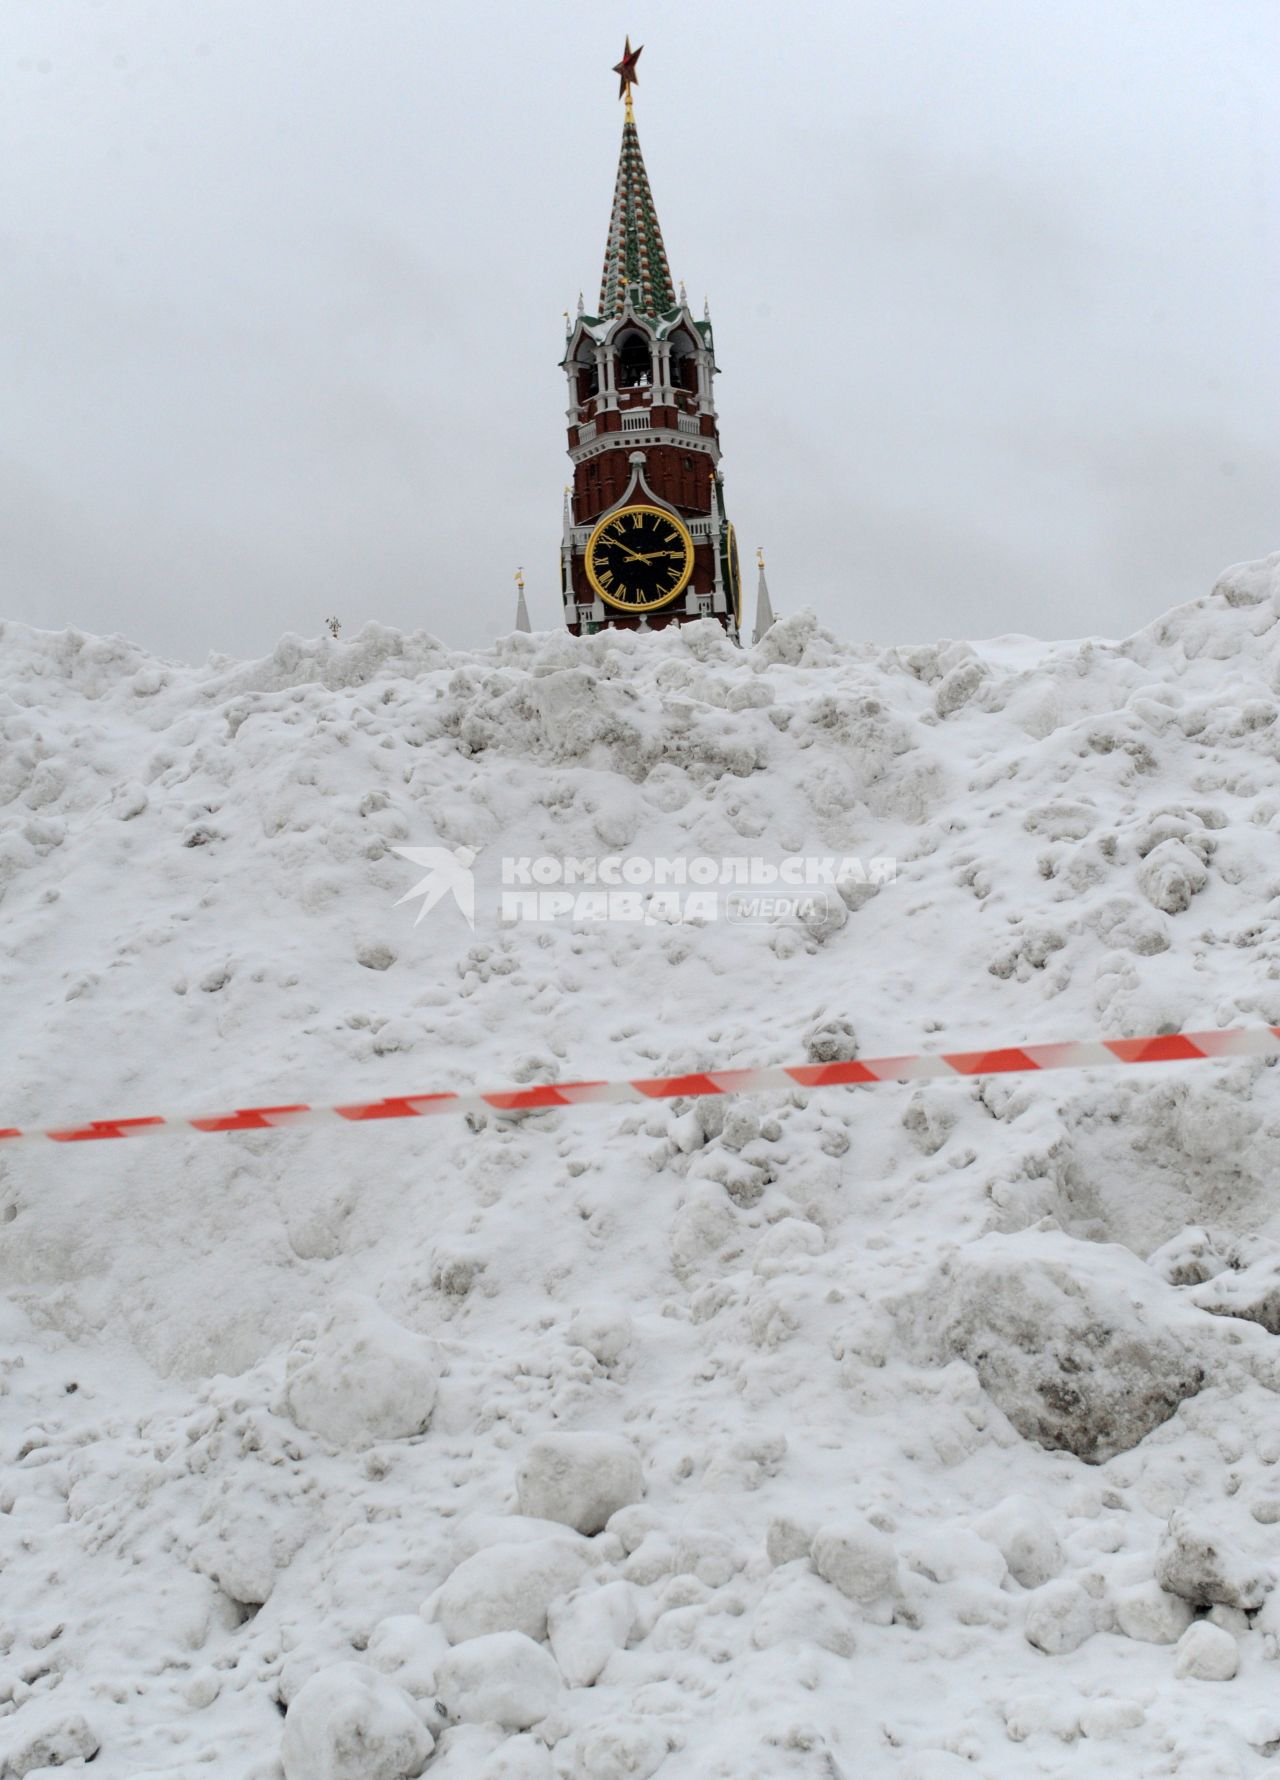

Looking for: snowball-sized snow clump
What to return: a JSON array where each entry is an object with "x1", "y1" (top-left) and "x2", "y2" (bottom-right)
[
  {"x1": 973, "y1": 1495, "x2": 1063, "y2": 1589},
  {"x1": 547, "y1": 1580, "x2": 637, "y2": 1686},
  {"x1": 901, "y1": 1231, "x2": 1205, "y2": 1462},
  {"x1": 435, "y1": 1631, "x2": 562, "y2": 1730},
  {"x1": 431, "y1": 1537, "x2": 590, "y2": 1644},
  {"x1": 567, "y1": 1717, "x2": 669, "y2": 1780},
  {"x1": 1191, "y1": 1250, "x2": 1280, "y2": 1335},
  {"x1": 751, "y1": 1567, "x2": 859, "y2": 1656},
  {"x1": 281, "y1": 1663, "x2": 434, "y2": 1780},
  {"x1": 1078, "y1": 1698, "x2": 1145, "y2": 1738},
  {"x1": 1174, "y1": 1620, "x2": 1239, "y2": 1681},
  {"x1": 2, "y1": 1708, "x2": 99, "y2": 1777},
  {"x1": 1111, "y1": 1580, "x2": 1195, "y2": 1644},
  {"x1": 284, "y1": 1294, "x2": 441, "y2": 1447},
  {"x1": 1155, "y1": 1509, "x2": 1270, "y2": 1610},
  {"x1": 900, "y1": 1525, "x2": 1002, "y2": 1590},
  {"x1": 1212, "y1": 550, "x2": 1280, "y2": 606},
  {"x1": 1024, "y1": 1579, "x2": 1096, "y2": 1655},
  {"x1": 811, "y1": 1516, "x2": 900, "y2": 1608},
  {"x1": 1137, "y1": 839, "x2": 1208, "y2": 914},
  {"x1": 766, "y1": 1515, "x2": 816, "y2": 1568},
  {"x1": 1147, "y1": 1225, "x2": 1229, "y2": 1288},
  {"x1": 365, "y1": 1615, "x2": 450, "y2": 1697},
  {"x1": 515, "y1": 1432, "x2": 643, "y2": 1534},
  {"x1": 566, "y1": 1304, "x2": 633, "y2": 1367}
]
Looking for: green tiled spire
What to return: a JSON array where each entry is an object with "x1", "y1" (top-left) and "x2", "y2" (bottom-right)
[{"x1": 598, "y1": 97, "x2": 677, "y2": 320}]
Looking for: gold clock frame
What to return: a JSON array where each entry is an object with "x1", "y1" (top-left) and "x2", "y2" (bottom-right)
[
  {"x1": 724, "y1": 520, "x2": 741, "y2": 629},
  {"x1": 585, "y1": 503, "x2": 695, "y2": 613}
]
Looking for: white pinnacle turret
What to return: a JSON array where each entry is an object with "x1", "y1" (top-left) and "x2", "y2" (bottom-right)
[{"x1": 753, "y1": 548, "x2": 775, "y2": 645}]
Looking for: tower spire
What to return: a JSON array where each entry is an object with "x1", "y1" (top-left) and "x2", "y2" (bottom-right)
[
  {"x1": 599, "y1": 40, "x2": 676, "y2": 319},
  {"x1": 753, "y1": 548, "x2": 776, "y2": 645},
  {"x1": 514, "y1": 567, "x2": 531, "y2": 635}
]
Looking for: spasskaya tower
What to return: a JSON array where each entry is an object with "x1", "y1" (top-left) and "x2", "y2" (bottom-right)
[{"x1": 559, "y1": 40, "x2": 741, "y2": 640}]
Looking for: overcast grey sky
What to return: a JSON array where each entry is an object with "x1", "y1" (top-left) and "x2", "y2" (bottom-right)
[{"x1": 2, "y1": 0, "x2": 1276, "y2": 660}]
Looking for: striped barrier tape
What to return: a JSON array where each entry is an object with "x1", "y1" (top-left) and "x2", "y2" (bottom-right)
[{"x1": 1, "y1": 1025, "x2": 1277, "y2": 1147}]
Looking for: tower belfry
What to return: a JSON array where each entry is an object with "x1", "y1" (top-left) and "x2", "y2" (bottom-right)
[{"x1": 559, "y1": 41, "x2": 741, "y2": 639}]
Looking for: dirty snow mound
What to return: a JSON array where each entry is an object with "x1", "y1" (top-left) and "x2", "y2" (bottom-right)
[{"x1": 1, "y1": 558, "x2": 1280, "y2": 1774}]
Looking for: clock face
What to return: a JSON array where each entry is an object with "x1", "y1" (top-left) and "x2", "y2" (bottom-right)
[
  {"x1": 724, "y1": 521, "x2": 741, "y2": 627},
  {"x1": 585, "y1": 505, "x2": 694, "y2": 613}
]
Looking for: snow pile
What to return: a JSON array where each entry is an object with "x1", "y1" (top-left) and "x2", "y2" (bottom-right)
[{"x1": 0, "y1": 554, "x2": 1279, "y2": 1773}]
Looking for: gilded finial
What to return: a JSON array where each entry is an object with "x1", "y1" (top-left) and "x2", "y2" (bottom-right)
[
  {"x1": 515, "y1": 566, "x2": 524, "y2": 592},
  {"x1": 757, "y1": 547, "x2": 765, "y2": 570}
]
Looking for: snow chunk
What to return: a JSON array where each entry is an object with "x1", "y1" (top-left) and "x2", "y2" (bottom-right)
[
  {"x1": 1174, "y1": 1620, "x2": 1239, "y2": 1680},
  {"x1": 435, "y1": 1632, "x2": 562, "y2": 1731},
  {"x1": 1137, "y1": 839, "x2": 1208, "y2": 914},
  {"x1": 1147, "y1": 1225, "x2": 1229, "y2": 1287},
  {"x1": 566, "y1": 1304, "x2": 633, "y2": 1368},
  {"x1": 935, "y1": 658, "x2": 986, "y2": 717},
  {"x1": 1155, "y1": 1508, "x2": 1271, "y2": 1610},
  {"x1": 1, "y1": 1709, "x2": 99, "y2": 1777},
  {"x1": 515, "y1": 1432, "x2": 643, "y2": 1535},
  {"x1": 284, "y1": 1294, "x2": 441, "y2": 1448},
  {"x1": 973, "y1": 1495, "x2": 1063, "y2": 1589},
  {"x1": 751, "y1": 1567, "x2": 858, "y2": 1655},
  {"x1": 547, "y1": 1580, "x2": 637, "y2": 1686},
  {"x1": 1112, "y1": 1580, "x2": 1195, "y2": 1644},
  {"x1": 1212, "y1": 550, "x2": 1280, "y2": 607},
  {"x1": 899, "y1": 1231, "x2": 1206, "y2": 1462},
  {"x1": 811, "y1": 1517, "x2": 900, "y2": 1607},
  {"x1": 1078, "y1": 1698, "x2": 1145, "y2": 1738},
  {"x1": 567, "y1": 1719, "x2": 669, "y2": 1780},
  {"x1": 1024, "y1": 1580, "x2": 1096, "y2": 1655},
  {"x1": 752, "y1": 1217, "x2": 825, "y2": 1277},
  {"x1": 1191, "y1": 1250, "x2": 1280, "y2": 1335},
  {"x1": 902, "y1": 1092, "x2": 958, "y2": 1157},
  {"x1": 281, "y1": 1663, "x2": 434, "y2": 1780},
  {"x1": 365, "y1": 1616, "x2": 451, "y2": 1698},
  {"x1": 905, "y1": 1525, "x2": 1006, "y2": 1588},
  {"x1": 472, "y1": 1735, "x2": 554, "y2": 1778},
  {"x1": 766, "y1": 1516, "x2": 816, "y2": 1568},
  {"x1": 606, "y1": 1504, "x2": 663, "y2": 1555},
  {"x1": 189, "y1": 1472, "x2": 307, "y2": 1607},
  {"x1": 803, "y1": 1016, "x2": 859, "y2": 1063},
  {"x1": 431, "y1": 1537, "x2": 591, "y2": 1644}
]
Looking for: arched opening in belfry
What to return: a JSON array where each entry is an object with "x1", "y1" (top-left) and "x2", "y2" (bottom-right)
[
  {"x1": 573, "y1": 340, "x2": 599, "y2": 403},
  {"x1": 616, "y1": 331, "x2": 653, "y2": 389},
  {"x1": 669, "y1": 333, "x2": 698, "y2": 394}
]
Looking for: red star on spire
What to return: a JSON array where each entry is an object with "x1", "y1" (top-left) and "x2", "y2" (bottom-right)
[{"x1": 613, "y1": 37, "x2": 643, "y2": 101}]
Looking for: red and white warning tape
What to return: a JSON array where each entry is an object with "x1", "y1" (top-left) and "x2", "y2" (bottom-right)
[{"x1": 2, "y1": 1025, "x2": 1277, "y2": 1147}]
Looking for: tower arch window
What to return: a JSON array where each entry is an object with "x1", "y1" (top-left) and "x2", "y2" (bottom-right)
[
  {"x1": 616, "y1": 331, "x2": 653, "y2": 389},
  {"x1": 669, "y1": 334, "x2": 698, "y2": 393},
  {"x1": 573, "y1": 339, "x2": 599, "y2": 402}
]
